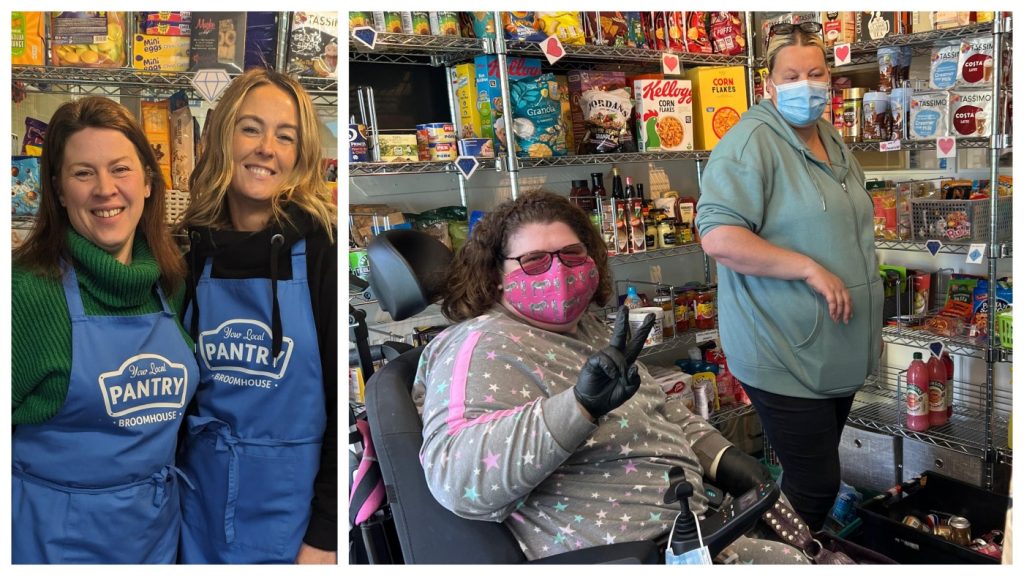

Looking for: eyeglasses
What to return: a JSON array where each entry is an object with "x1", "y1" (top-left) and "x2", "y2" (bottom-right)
[
  {"x1": 504, "y1": 243, "x2": 589, "y2": 276},
  {"x1": 769, "y1": 21, "x2": 823, "y2": 39}
]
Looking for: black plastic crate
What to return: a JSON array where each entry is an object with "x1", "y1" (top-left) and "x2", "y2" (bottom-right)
[{"x1": 857, "y1": 471, "x2": 1009, "y2": 564}]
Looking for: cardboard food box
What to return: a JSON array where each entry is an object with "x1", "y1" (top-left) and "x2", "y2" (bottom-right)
[
  {"x1": 686, "y1": 66, "x2": 748, "y2": 150},
  {"x1": 820, "y1": 12, "x2": 856, "y2": 48},
  {"x1": 12, "y1": 12, "x2": 45, "y2": 65},
  {"x1": 244, "y1": 12, "x2": 278, "y2": 70},
  {"x1": 50, "y1": 12, "x2": 127, "y2": 68},
  {"x1": 169, "y1": 91, "x2": 194, "y2": 192},
  {"x1": 142, "y1": 100, "x2": 172, "y2": 188},
  {"x1": 857, "y1": 12, "x2": 897, "y2": 42},
  {"x1": 189, "y1": 12, "x2": 246, "y2": 72},
  {"x1": 475, "y1": 55, "x2": 542, "y2": 153},
  {"x1": 132, "y1": 34, "x2": 190, "y2": 71},
  {"x1": 566, "y1": 70, "x2": 627, "y2": 154},
  {"x1": 286, "y1": 11, "x2": 338, "y2": 78},
  {"x1": 452, "y1": 62, "x2": 488, "y2": 139},
  {"x1": 377, "y1": 134, "x2": 419, "y2": 163},
  {"x1": 634, "y1": 79, "x2": 694, "y2": 152}
]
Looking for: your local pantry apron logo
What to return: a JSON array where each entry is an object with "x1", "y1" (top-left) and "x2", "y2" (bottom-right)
[
  {"x1": 198, "y1": 319, "x2": 293, "y2": 379},
  {"x1": 98, "y1": 354, "x2": 189, "y2": 418}
]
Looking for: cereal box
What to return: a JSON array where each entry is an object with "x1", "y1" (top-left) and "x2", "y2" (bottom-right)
[
  {"x1": 634, "y1": 79, "x2": 694, "y2": 152},
  {"x1": 566, "y1": 70, "x2": 626, "y2": 154},
  {"x1": 452, "y1": 63, "x2": 488, "y2": 139},
  {"x1": 950, "y1": 89, "x2": 994, "y2": 138},
  {"x1": 286, "y1": 11, "x2": 338, "y2": 78},
  {"x1": 686, "y1": 66, "x2": 748, "y2": 150},
  {"x1": 820, "y1": 12, "x2": 856, "y2": 48},
  {"x1": 475, "y1": 55, "x2": 542, "y2": 153},
  {"x1": 50, "y1": 12, "x2": 127, "y2": 68},
  {"x1": 12, "y1": 12, "x2": 45, "y2": 66},
  {"x1": 190, "y1": 12, "x2": 246, "y2": 72},
  {"x1": 909, "y1": 91, "x2": 950, "y2": 140},
  {"x1": 142, "y1": 100, "x2": 172, "y2": 188},
  {"x1": 132, "y1": 34, "x2": 190, "y2": 72}
]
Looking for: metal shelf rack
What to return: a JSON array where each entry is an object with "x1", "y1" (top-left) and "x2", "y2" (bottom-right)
[
  {"x1": 518, "y1": 150, "x2": 712, "y2": 169},
  {"x1": 609, "y1": 243, "x2": 703, "y2": 265},
  {"x1": 349, "y1": 33, "x2": 486, "y2": 66},
  {"x1": 350, "y1": 158, "x2": 499, "y2": 176},
  {"x1": 507, "y1": 41, "x2": 748, "y2": 67}
]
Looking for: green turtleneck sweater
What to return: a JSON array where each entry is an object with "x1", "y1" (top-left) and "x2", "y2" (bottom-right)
[{"x1": 12, "y1": 231, "x2": 191, "y2": 425}]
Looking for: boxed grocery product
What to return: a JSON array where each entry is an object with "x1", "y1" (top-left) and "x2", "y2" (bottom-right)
[
  {"x1": 452, "y1": 63, "x2": 488, "y2": 139},
  {"x1": 457, "y1": 138, "x2": 495, "y2": 158},
  {"x1": 408, "y1": 12, "x2": 431, "y2": 35},
  {"x1": 502, "y1": 12, "x2": 546, "y2": 42},
  {"x1": 684, "y1": 12, "x2": 712, "y2": 54},
  {"x1": 21, "y1": 117, "x2": 47, "y2": 156},
  {"x1": 930, "y1": 41, "x2": 961, "y2": 90},
  {"x1": 12, "y1": 12, "x2": 45, "y2": 65},
  {"x1": 510, "y1": 73, "x2": 568, "y2": 158},
  {"x1": 143, "y1": 12, "x2": 191, "y2": 24},
  {"x1": 958, "y1": 36, "x2": 995, "y2": 88},
  {"x1": 933, "y1": 12, "x2": 972, "y2": 30},
  {"x1": 143, "y1": 22, "x2": 191, "y2": 36},
  {"x1": 634, "y1": 79, "x2": 694, "y2": 152},
  {"x1": 535, "y1": 12, "x2": 585, "y2": 45},
  {"x1": 820, "y1": 12, "x2": 856, "y2": 48},
  {"x1": 11, "y1": 156, "x2": 41, "y2": 217},
  {"x1": 286, "y1": 12, "x2": 338, "y2": 78},
  {"x1": 349, "y1": 12, "x2": 372, "y2": 32},
  {"x1": 349, "y1": 124, "x2": 369, "y2": 162},
  {"x1": 686, "y1": 66, "x2": 748, "y2": 150},
  {"x1": 709, "y1": 12, "x2": 746, "y2": 55},
  {"x1": 142, "y1": 100, "x2": 172, "y2": 188},
  {"x1": 190, "y1": 12, "x2": 246, "y2": 72},
  {"x1": 555, "y1": 74, "x2": 575, "y2": 153},
  {"x1": 566, "y1": 70, "x2": 626, "y2": 153},
  {"x1": 169, "y1": 91, "x2": 194, "y2": 193},
  {"x1": 378, "y1": 134, "x2": 419, "y2": 163},
  {"x1": 475, "y1": 55, "x2": 542, "y2": 153},
  {"x1": 428, "y1": 12, "x2": 459, "y2": 36},
  {"x1": 909, "y1": 91, "x2": 950, "y2": 140},
  {"x1": 50, "y1": 12, "x2": 127, "y2": 68},
  {"x1": 132, "y1": 34, "x2": 190, "y2": 72},
  {"x1": 372, "y1": 12, "x2": 411, "y2": 34},
  {"x1": 950, "y1": 89, "x2": 994, "y2": 138},
  {"x1": 245, "y1": 12, "x2": 278, "y2": 70},
  {"x1": 857, "y1": 12, "x2": 897, "y2": 42}
]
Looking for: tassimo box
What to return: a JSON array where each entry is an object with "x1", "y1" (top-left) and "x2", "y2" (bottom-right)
[{"x1": 950, "y1": 90, "x2": 993, "y2": 138}]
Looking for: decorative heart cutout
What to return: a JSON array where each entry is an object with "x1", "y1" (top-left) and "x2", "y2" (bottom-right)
[
  {"x1": 937, "y1": 137, "x2": 955, "y2": 155},
  {"x1": 546, "y1": 37, "x2": 563, "y2": 58},
  {"x1": 835, "y1": 45, "x2": 850, "y2": 62},
  {"x1": 664, "y1": 55, "x2": 678, "y2": 72}
]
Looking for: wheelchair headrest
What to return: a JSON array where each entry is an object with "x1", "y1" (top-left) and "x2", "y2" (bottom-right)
[{"x1": 367, "y1": 229, "x2": 453, "y2": 321}]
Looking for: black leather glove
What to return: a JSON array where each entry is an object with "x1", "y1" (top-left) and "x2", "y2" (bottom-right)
[
  {"x1": 713, "y1": 446, "x2": 773, "y2": 497},
  {"x1": 573, "y1": 306, "x2": 655, "y2": 419}
]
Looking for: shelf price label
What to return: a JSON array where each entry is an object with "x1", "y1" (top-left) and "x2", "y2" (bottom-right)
[
  {"x1": 695, "y1": 329, "x2": 719, "y2": 344},
  {"x1": 662, "y1": 53, "x2": 680, "y2": 75},
  {"x1": 833, "y1": 43, "x2": 852, "y2": 67},
  {"x1": 936, "y1": 136, "x2": 957, "y2": 158},
  {"x1": 352, "y1": 26, "x2": 377, "y2": 50},
  {"x1": 540, "y1": 35, "x2": 565, "y2": 65},
  {"x1": 879, "y1": 139, "x2": 902, "y2": 152},
  {"x1": 455, "y1": 156, "x2": 480, "y2": 180}
]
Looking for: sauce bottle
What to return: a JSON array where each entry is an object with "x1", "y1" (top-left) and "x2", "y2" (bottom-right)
[
  {"x1": 941, "y1": 351, "x2": 954, "y2": 417},
  {"x1": 928, "y1": 353, "x2": 948, "y2": 426},
  {"x1": 570, "y1": 179, "x2": 594, "y2": 212},
  {"x1": 906, "y1": 352, "x2": 930, "y2": 431}
]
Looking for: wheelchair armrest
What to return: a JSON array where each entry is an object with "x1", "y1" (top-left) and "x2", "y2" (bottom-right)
[{"x1": 530, "y1": 540, "x2": 661, "y2": 564}]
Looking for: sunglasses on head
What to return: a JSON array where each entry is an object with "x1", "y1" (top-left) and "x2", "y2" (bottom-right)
[
  {"x1": 769, "y1": 21, "x2": 823, "y2": 39},
  {"x1": 504, "y1": 243, "x2": 589, "y2": 276}
]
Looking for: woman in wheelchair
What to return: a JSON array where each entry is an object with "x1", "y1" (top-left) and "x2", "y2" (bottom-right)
[{"x1": 412, "y1": 191, "x2": 808, "y2": 563}]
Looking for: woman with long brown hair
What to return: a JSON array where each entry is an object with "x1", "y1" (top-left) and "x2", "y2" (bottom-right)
[
  {"x1": 12, "y1": 96, "x2": 197, "y2": 563},
  {"x1": 177, "y1": 67, "x2": 337, "y2": 564}
]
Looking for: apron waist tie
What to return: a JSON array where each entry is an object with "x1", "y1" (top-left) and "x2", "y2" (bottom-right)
[{"x1": 151, "y1": 464, "x2": 195, "y2": 508}]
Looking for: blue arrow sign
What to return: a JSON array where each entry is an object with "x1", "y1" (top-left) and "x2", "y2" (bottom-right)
[
  {"x1": 925, "y1": 239, "x2": 943, "y2": 256},
  {"x1": 352, "y1": 26, "x2": 377, "y2": 50},
  {"x1": 455, "y1": 156, "x2": 480, "y2": 180}
]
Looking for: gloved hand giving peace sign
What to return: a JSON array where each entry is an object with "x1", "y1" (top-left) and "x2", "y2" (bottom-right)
[{"x1": 573, "y1": 306, "x2": 656, "y2": 420}]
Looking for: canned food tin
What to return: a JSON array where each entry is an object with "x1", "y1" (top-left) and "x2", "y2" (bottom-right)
[
  {"x1": 933, "y1": 524, "x2": 952, "y2": 541},
  {"x1": 901, "y1": 514, "x2": 924, "y2": 530},
  {"x1": 925, "y1": 513, "x2": 941, "y2": 529},
  {"x1": 422, "y1": 122, "x2": 457, "y2": 144},
  {"x1": 429, "y1": 141, "x2": 456, "y2": 161},
  {"x1": 948, "y1": 516, "x2": 972, "y2": 546},
  {"x1": 349, "y1": 249, "x2": 370, "y2": 282},
  {"x1": 842, "y1": 87, "x2": 865, "y2": 143}
]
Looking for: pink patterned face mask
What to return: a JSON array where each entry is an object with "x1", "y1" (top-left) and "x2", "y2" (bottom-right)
[{"x1": 501, "y1": 258, "x2": 600, "y2": 325}]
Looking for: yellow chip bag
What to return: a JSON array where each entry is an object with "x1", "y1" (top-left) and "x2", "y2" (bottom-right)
[{"x1": 535, "y1": 12, "x2": 586, "y2": 45}]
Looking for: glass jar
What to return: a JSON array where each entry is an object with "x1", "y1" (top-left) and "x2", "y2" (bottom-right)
[
  {"x1": 658, "y1": 218, "x2": 677, "y2": 248},
  {"x1": 570, "y1": 179, "x2": 595, "y2": 212},
  {"x1": 674, "y1": 288, "x2": 696, "y2": 332},
  {"x1": 653, "y1": 286, "x2": 675, "y2": 339},
  {"x1": 842, "y1": 87, "x2": 865, "y2": 142},
  {"x1": 645, "y1": 217, "x2": 658, "y2": 250},
  {"x1": 694, "y1": 286, "x2": 717, "y2": 330}
]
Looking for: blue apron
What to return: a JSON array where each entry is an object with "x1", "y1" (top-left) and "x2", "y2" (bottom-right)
[
  {"x1": 12, "y1": 264, "x2": 198, "y2": 564},
  {"x1": 179, "y1": 239, "x2": 326, "y2": 563}
]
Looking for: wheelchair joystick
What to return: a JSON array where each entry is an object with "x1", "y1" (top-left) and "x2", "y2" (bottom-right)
[{"x1": 669, "y1": 482, "x2": 700, "y2": 555}]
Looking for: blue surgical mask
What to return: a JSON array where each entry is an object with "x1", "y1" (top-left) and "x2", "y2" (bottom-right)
[{"x1": 771, "y1": 79, "x2": 830, "y2": 127}]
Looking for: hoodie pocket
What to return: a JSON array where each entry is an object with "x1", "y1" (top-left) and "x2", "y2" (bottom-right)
[{"x1": 793, "y1": 282, "x2": 873, "y2": 395}]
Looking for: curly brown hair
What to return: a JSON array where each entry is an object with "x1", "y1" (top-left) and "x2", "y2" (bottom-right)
[{"x1": 441, "y1": 191, "x2": 612, "y2": 322}]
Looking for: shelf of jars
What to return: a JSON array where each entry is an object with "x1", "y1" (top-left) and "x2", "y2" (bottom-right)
[
  {"x1": 348, "y1": 33, "x2": 486, "y2": 66},
  {"x1": 11, "y1": 65, "x2": 337, "y2": 105},
  {"x1": 507, "y1": 40, "x2": 748, "y2": 67},
  {"x1": 609, "y1": 242, "x2": 703, "y2": 265},
  {"x1": 518, "y1": 150, "x2": 711, "y2": 169},
  {"x1": 349, "y1": 158, "x2": 499, "y2": 176},
  {"x1": 850, "y1": 364, "x2": 1011, "y2": 460}
]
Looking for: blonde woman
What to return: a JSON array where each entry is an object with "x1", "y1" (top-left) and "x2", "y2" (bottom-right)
[
  {"x1": 177, "y1": 68, "x2": 337, "y2": 564},
  {"x1": 696, "y1": 22, "x2": 883, "y2": 531}
]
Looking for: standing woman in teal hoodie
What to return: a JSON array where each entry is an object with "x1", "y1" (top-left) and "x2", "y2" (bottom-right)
[{"x1": 695, "y1": 22, "x2": 883, "y2": 531}]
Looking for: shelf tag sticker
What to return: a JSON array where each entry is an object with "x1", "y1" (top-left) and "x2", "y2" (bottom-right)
[
  {"x1": 540, "y1": 35, "x2": 566, "y2": 65},
  {"x1": 662, "y1": 52, "x2": 680, "y2": 75},
  {"x1": 455, "y1": 156, "x2": 480, "y2": 180},
  {"x1": 834, "y1": 43, "x2": 852, "y2": 67},
  {"x1": 879, "y1": 139, "x2": 902, "y2": 152},
  {"x1": 695, "y1": 329, "x2": 719, "y2": 344},
  {"x1": 191, "y1": 69, "x2": 232, "y2": 102},
  {"x1": 936, "y1": 136, "x2": 957, "y2": 158},
  {"x1": 966, "y1": 243, "x2": 986, "y2": 264},
  {"x1": 352, "y1": 26, "x2": 377, "y2": 50},
  {"x1": 925, "y1": 239, "x2": 943, "y2": 256},
  {"x1": 928, "y1": 341, "x2": 945, "y2": 359}
]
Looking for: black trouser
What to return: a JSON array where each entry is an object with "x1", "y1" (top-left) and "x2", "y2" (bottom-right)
[{"x1": 741, "y1": 383, "x2": 856, "y2": 532}]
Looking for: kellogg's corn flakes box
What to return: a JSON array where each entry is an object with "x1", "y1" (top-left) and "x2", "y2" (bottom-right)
[
  {"x1": 634, "y1": 79, "x2": 694, "y2": 152},
  {"x1": 685, "y1": 66, "x2": 748, "y2": 150}
]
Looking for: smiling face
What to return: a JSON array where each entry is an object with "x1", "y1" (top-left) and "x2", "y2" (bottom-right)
[
  {"x1": 58, "y1": 127, "x2": 150, "y2": 264},
  {"x1": 228, "y1": 83, "x2": 299, "y2": 230}
]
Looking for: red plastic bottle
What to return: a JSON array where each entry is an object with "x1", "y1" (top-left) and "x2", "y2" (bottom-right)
[
  {"x1": 941, "y1": 351, "x2": 954, "y2": 418},
  {"x1": 928, "y1": 354, "x2": 948, "y2": 427},
  {"x1": 906, "y1": 352, "x2": 930, "y2": 431}
]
